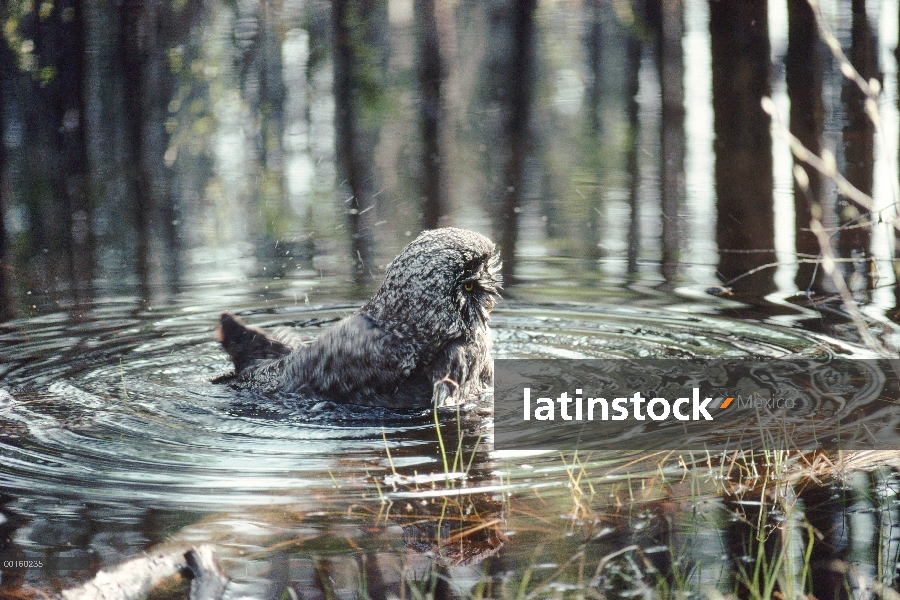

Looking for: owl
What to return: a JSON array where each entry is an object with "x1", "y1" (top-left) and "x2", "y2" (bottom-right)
[{"x1": 217, "y1": 228, "x2": 502, "y2": 409}]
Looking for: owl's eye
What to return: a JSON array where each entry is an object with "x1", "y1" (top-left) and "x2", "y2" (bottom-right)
[{"x1": 463, "y1": 282, "x2": 475, "y2": 292}]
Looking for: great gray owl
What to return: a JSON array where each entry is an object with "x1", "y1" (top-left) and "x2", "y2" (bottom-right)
[{"x1": 217, "y1": 228, "x2": 502, "y2": 408}]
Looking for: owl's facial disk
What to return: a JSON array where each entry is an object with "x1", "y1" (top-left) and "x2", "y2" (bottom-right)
[{"x1": 457, "y1": 251, "x2": 502, "y2": 329}]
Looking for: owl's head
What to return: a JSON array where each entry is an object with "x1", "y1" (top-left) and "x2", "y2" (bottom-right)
[{"x1": 363, "y1": 228, "x2": 502, "y2": 351}]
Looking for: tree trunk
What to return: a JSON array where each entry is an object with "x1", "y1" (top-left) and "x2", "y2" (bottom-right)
[
  {"x1": 236, "y1": 0, "x2": 289, "y2": 238},
  {"x1": 417, "y1": 0, "x2": 445, "y2": 230},
  {"x1": 786, "y1": 0, "x2": 825, "y2": 295},
  {"x1": 624, "y1": 2, "x2": 642, "y2": 277},
  {"x1": 118, "y1": 0, "x2": 154, "y2": 297},
  {"x1": 838, "y1": 0, "x2": 878, "y2": 291},
  {"x1": 586, "y1": 0, "x2": 603, "y2": 139},
  {"x1": 0, "y1": 30, "x2": 13, "y2": 321},
  {"x1": 584, "y1": 0, "x2": 612, "y2": 268},
  {"x1": 657, "y1": 0, "x2": 684, "y2": 286},
  {"x1": 332, "y1": 0, "x2": 373, "y2": 282},
  {"x1": 53, "y1": 0, "x2": 93, "y2": 306},
  {"x1": 710, "y1": 0, "x2": 775, "y2": 297},
  {"x1": 497, "y1": 0, "x2": 537, "y2": 284}
]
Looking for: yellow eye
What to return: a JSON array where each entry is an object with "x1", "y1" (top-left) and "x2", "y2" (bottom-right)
[{"x1": 463, "y1": 282, "x2": 474, "y2": 292}]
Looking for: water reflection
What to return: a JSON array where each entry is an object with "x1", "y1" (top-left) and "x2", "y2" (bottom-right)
[
  {"x1": 2, "y1": 0, "x2": 900, "y2": 322},
  {"x1": 622, "y1": 2, "x2": 642, "y2": 278},
  {"x1": 803, "y1": 482, "x2": 853, "y2": 600},
  {"x1": 710, "y1": 0, "x2": 776, "y2": 298},
  {"x1": 333, "y1": 0, "x2": 382, "y2": 282},
  {"x1": 487, "y1": 0, "x2": 537, "y2": 285},
  {"x1": 585, "y1": 0, "x2": 613, "y2": 271},
  {"x1": 787, "y1": 0, "x2": 826, "y2": 295},
  {"x1": 417, "y1": 0, "x2": 447, "y2": 230},
  {"x1": 654, "y1": 0, "x2": 686, "y2": 287},
  {"x1": 378, "y1": 428, "x2": 505, "y2": 566},
  {"x1": 838, "y1": 0, "x2": 880, "y2": 296}
]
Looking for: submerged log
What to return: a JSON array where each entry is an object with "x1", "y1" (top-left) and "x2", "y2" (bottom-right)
[
  {"x1": 60, "y1": 545, "x2": 228, "y2": 600},
  {"x1": 185, "y1": 546, "x2": 229, "y2": 600}
]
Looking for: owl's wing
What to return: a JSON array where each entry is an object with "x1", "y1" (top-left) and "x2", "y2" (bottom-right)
[
  {"x1": 284, "y1": 313, "x2": 421, "y2": 400},
  {"x1": 428, "y1": 331, "x2": 493, "y2": 407}
]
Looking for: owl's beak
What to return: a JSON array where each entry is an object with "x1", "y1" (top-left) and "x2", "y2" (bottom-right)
[{"x1": 481, "y1": 295, "x2": 497, "y2": 318}]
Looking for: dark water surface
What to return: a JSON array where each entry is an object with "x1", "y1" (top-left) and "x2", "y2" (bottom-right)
[{"x1": 1, "y1": 269, "x2": 898, "y2": 598}]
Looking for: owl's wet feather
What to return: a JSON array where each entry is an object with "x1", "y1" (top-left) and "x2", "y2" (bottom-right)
[{"x1": 217, "y1": 228, "x2": 501, "y2": 409}]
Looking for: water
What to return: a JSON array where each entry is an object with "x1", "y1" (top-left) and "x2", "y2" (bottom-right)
[
  {"x1": 7, "y1": 0, "x2": 900, "y2": 320},
  {"x1": 2, "y1": 274, "x2": 897, "y2": 599},
  {"x1": 6, "y1": 0, "x2": 900, "y2": 594}
]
